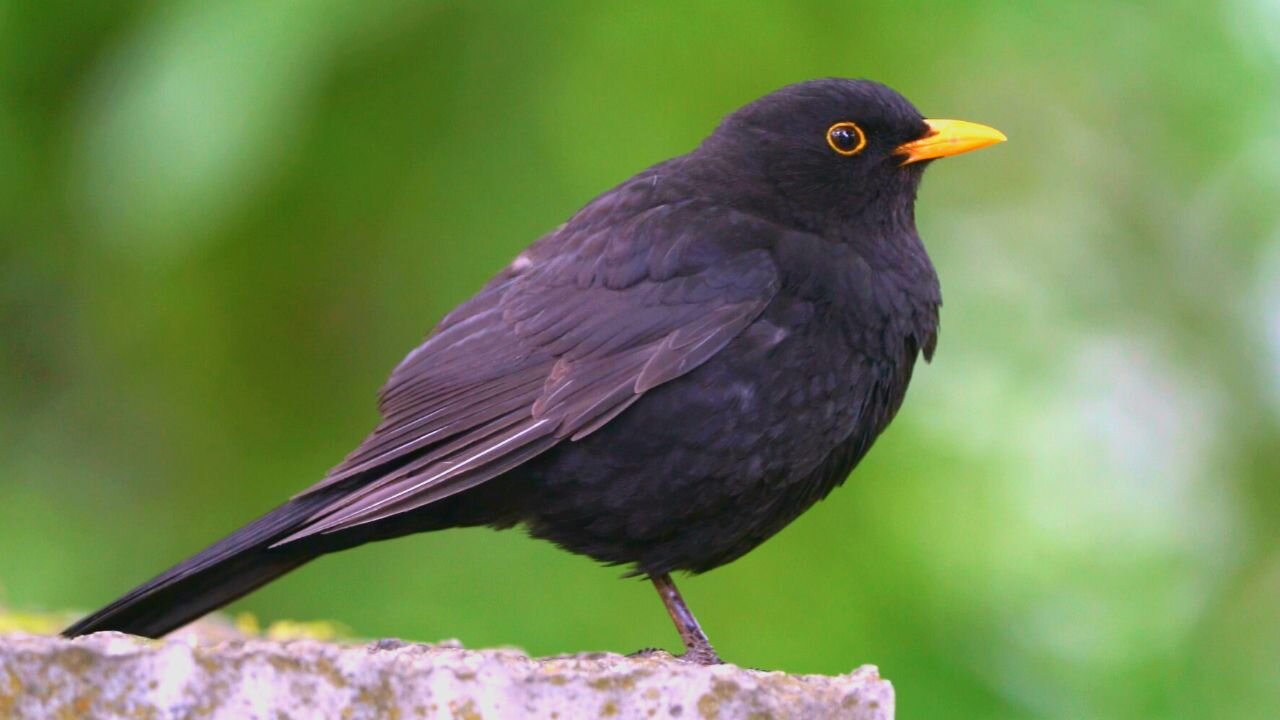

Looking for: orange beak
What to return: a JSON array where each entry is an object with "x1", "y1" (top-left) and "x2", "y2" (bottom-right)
[{"x1": 896, "y1": 118, "x2": 1006, "y2": 165}]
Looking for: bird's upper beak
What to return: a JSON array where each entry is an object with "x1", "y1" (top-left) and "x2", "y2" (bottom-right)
[{"x1": 895, "y1": 119, "x2": 1006, "y2": 165}]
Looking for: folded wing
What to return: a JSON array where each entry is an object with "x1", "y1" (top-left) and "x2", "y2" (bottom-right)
[{"x1": 276, "y1": 203, "x2": 781, "y2": 543}]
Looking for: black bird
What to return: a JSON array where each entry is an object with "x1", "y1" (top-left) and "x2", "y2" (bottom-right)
[{"x1": 63, "y1": 79, "x2": 1004, "y2": 663}]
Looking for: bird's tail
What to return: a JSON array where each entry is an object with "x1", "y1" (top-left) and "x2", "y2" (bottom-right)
[{"x1": 62, "y1": 493, "x2": 336, "y2": 639}]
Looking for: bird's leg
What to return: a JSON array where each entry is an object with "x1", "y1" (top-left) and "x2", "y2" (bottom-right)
[{"x1": 650, "y1": 573, "x2": 722, "y2": 665}]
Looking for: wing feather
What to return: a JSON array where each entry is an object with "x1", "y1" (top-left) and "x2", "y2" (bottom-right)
[{"x1": 279, "y1": 203, "x2": 783, "y2": 543}]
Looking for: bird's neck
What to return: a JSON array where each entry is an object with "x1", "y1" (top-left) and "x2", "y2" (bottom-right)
[
  {"x1": 834, "y1": 208, "x2": 942, "y2": 363},
  {"x1": 836, "y1": 203, "x2": 931, "y2": 275}
]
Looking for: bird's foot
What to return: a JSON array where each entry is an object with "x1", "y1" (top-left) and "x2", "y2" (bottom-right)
[
  {"x1": 627, "y1": 645, "x2": 722, "y2": 665},
  {"x1": 678, "y1": 642, "x2": 723, "y2": 666}
]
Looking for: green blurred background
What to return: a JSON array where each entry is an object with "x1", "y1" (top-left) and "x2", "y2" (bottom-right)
[{"x1": 3, "y1": 1, "x2": 1279, "y2": 717}]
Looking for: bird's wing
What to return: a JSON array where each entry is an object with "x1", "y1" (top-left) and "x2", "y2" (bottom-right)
[{"x1": 275, "y1": 204, "x2": 781, "y2": 543}]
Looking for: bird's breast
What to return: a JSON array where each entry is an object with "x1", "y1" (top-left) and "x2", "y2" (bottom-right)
[{"x1": 518, "y1": 301, "x2": 916, "y2": 574}]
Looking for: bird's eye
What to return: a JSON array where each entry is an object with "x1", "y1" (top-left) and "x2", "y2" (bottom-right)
[{"x1": 826, "y1": 122, "x2": 866, "y2": 156}]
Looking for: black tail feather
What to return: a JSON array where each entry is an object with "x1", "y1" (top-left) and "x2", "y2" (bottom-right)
[{"x1": 62, "y1": 494, "x2": 334, "y2": 639}]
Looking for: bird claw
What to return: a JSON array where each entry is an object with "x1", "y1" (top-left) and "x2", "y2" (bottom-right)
[
  {"x1": 678, "y1": 645, "x2": 723, "y2": 666},
  {"x1": 626, "y1": 646, "x2": 722, "y2": 665}
]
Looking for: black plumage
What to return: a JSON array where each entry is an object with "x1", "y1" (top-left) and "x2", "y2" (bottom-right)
[{"x1": 63, "y1": 79, "x2": 1003, "y2": 663}]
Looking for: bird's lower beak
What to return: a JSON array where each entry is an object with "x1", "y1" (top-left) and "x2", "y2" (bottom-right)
[{"x1": 896, "y1": 119, "x2": 1006, "y2": 165}]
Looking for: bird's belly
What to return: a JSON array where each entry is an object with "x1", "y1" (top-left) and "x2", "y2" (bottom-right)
[{"x1": 520, "y1": 320, "x2": 904, "y2": 575}]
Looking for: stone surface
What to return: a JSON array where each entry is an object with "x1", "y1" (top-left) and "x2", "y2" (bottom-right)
[{"x1": 0, "y1": 632, "x2": 893, "y2": 719}]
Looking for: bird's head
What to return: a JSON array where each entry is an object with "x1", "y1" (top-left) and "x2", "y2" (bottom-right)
[{"x1": 695, "y1": 78, "x2": 1005, "y2": 234}]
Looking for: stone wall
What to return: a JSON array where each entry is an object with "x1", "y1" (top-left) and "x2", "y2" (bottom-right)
[{"x1": 0, "y1": 632, "x2": 893, "y2": 719}]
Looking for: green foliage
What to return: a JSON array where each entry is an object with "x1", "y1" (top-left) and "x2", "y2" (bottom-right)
[{"x1": 3, "y1": 2, "x2": 1278, "y2": 717}]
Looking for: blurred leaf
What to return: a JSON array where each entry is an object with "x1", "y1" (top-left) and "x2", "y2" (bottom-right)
[{"x1": 3, "y1": 2, "x2": 1278, "y2": 719}]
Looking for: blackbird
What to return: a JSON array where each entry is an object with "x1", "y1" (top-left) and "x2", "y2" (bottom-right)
[{"x1": 63, "y1": 78, "x2": 1004, "y2": 663}]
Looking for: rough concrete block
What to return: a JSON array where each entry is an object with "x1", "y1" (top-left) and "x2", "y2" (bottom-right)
[{"x1": 0, "y1": 632, "x2": 893, "y2": 719}]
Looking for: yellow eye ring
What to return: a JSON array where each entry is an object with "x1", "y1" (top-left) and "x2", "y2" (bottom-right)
[{"x1": 826, "y1": 121, "x2": 866, "y2": 156}]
